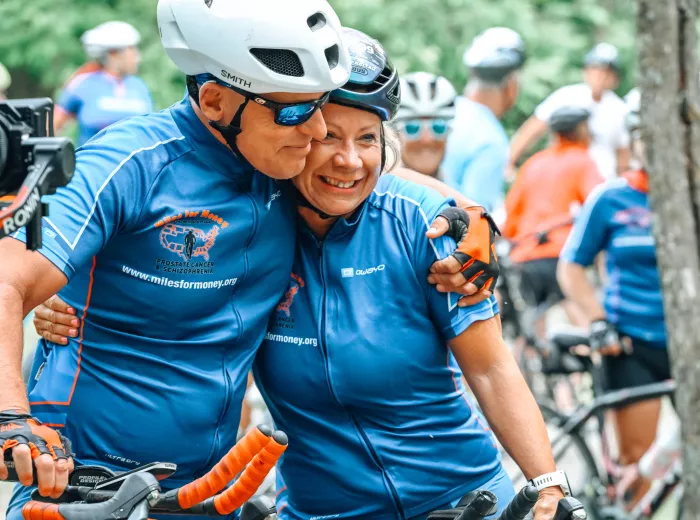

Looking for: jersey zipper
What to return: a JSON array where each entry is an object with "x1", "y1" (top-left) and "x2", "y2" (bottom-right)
[
  {"x1": 197, "y1": 188, "x2": 259, "y2": 478},
  {"x1": 317, "y1": 239, "x2": 406, "y2": 519}
]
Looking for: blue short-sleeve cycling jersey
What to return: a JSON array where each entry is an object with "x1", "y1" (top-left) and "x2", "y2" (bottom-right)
[
  {"x1": 58, "y1": 71, "x2": 153, "y2": 146},
  {"x1": 441, "y1": 97, "x2": 509, "y2": 212},
  {"x1": 254, "y1": 174, "x2": 502, "y2": 520},
  {"x1": 560, "y1": 176, "x2": 667, "y2": 344},
  {"x1": 11, "y1": 96, "x2": 296, "y2": 488}
]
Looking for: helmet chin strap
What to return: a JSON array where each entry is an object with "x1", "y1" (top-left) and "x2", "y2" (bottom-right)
[{"x1": 186, "y1": 75, "x2": 253, "y2": 169}]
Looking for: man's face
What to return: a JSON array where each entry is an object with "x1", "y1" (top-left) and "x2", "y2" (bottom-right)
[
  {"x1": 397, "y1": 118, "x2": 450, "y2": 177},
  {"x1": 115, "y1": 46, "x2": 141, "y2": 76},
  {"x1": 208, "y1": 88, "x2": 329, "y2": 179},
  {"x1": 584, "y1": 66, "x2": 618, "y2": 96},
  {"x1": 503, "y1": 74, "x2": 521, "y2": 113}
]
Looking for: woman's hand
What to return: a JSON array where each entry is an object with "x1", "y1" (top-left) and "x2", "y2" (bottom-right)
[
  {"x1": 33, "y1": 295, "x2": 80, "y2": 344},
  {"x1": 532, "y1": 488, "x2": 566, "y2": 520}
]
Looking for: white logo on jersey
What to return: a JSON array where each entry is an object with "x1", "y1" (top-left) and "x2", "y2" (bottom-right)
[
  {"x1": 266, "y1": 190, "x2": 282, "y2": 210},
  {"x1": 342, "y1": 264, "x2": 386, "y2": 277}
]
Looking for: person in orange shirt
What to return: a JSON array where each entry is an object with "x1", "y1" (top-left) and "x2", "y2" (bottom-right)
[{"x1": 503, "y1": 106, "x2": 603, "y2": 330}]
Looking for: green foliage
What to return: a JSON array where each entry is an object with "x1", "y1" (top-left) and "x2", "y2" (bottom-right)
[{"x1": 0, "y1": 0, "x2": 636, "y2": 133}]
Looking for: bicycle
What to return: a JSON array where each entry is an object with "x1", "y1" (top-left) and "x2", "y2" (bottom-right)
[
  {"x1": 8, "y1": 425, "x2": 286, "y2": 520},
  {"x1": 507, "y1": 328, "x2": 680, "y2": 520},
  {"x1": 496, "y1": 218, "x2": 579, "y2": 406}
]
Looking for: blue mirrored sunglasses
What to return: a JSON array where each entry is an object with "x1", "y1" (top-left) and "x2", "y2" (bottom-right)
[
  {"x1": 196, "y1": 74, "x2": 330, "y2": 127},
  {"x1": 401, "y1": 119, "x2": 451, "y2": 141},
  {"x1": 250, "y1": 91, "x2": 331, "y2": 126}
]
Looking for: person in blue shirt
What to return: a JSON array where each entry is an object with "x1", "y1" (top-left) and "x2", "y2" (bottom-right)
[
  {"x1": 558, "y1": 88, "x2": 669, "y2": 503},
  {"x1": 0, "y1": 3, "x2": 497, "y2": 519},
  {"x1": 256, "y1": 29, "x2": 566, "y2": 520},
  {"x1": 53, "y1": 21, "x2": 154, "y2": 146},
  {"x1": 441, "y1": 28, "x2": 526, "y2": 212}
]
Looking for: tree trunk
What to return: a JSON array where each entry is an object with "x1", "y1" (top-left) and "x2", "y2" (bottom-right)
[{"x1": 637, "y1": 0, "x2": 700, "y2": 514}]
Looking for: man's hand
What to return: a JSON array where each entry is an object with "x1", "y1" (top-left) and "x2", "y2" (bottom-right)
[
  {"x1": 33, "y1": 295, "x2": 79, "y2": 345},
  {"x1": 589, "y1": 319, "x2": 625, "y2": 357},
  {"x1": 0, "y1": 411, "x2": 74, "y2": 498},
  {"x1": 426, "y1": 206, "x2": 500, "y2": 306},
  {"x1": 532, "y1": 487, "x2": 566, "y2": 520}
]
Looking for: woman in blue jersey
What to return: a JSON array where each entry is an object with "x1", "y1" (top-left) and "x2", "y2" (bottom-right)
[
  {"x1": 557, "y1": 88, "x2": 670, "y2": 504},
  {"x1": 53, "y1": 21, "x2": 153, "y2": 146},
  {"x1": 33, "y1": 29, "x2": 567, "y2": 520}
]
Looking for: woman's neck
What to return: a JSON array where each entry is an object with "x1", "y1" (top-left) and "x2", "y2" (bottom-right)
[{"x1": 298, "y1": 207, "x2": 339, "y2": 239}]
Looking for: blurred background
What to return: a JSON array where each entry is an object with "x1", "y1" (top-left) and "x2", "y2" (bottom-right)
[{"x1": 0, "y1": 0, "x2": 636, "y2": 142}]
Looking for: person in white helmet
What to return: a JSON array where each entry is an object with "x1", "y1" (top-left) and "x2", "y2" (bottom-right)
[
  {"x1": 394, "y1": 71, "x2": 457, "y2": 178},
  {"x1": 441, "y1": 27, "x2": 526, "y2": 213},
  {"x1": 0, "y1": 61, "x2": 10, "y2": 100},
  {"x1": 53, "y1": 21, "x2": 152, "y2": 145},
  {"x1": 0, "y1": 2, "x2": 490, "y2": 517},
  {"x1": 510, "y1": 42, "x2": 631, "y2": 180}
]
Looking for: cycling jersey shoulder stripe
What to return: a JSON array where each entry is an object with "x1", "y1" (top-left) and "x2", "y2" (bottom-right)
[
  {"x1": 67, "y1": 136, "x2": 186, "y2": 251},
  {"x1": 371, "y1": 189, "x2": 440, "y2": 259}
]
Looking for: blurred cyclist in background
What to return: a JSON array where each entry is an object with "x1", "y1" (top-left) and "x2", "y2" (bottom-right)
[
  {"x1": 53, "y1": 21, "x2": 153, "y2": 145},
  {"x1": 442, "y1": 27, "x2": 526, "y2": 212},
  {"x1": 557, "y1": 88, "x2": 670, "y2": 506},
  {"x1": 510, "y1": 43, "x2": 630, "y2": 180},
  {"x1": 394, "y1": 71, "x2": 457, "y2": 178},
  {"x1": 0, "y1": 61, "x2": 10, "y2": 100},
  {"x1": 503, "y1": 106, "x2": 602, "y2": 335}
]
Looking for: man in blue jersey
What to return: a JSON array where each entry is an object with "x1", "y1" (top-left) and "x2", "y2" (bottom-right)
[
  {"x1": 0, "y1": 1, "x2": 497, "y2": 516},
  {"x1": 441, "y1": 28, "x2": 526, "y2": 212},
  {"x1": 0, "y1": 0, "x2": 351, "y2": 514}
]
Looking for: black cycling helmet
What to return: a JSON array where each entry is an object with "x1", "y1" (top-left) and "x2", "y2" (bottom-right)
[
  {"x1": 584, "y1": 43, "x2": 620, "y2": 74},
  {"x1": 329, "y1": 28, "x2": 401, "y2": 122},
  {"x1": 549, "y1": 106, "x2": 591, "y2": 135},
  {"x1": 463, "y1": 27, "x2": 526, "y2": 83}
]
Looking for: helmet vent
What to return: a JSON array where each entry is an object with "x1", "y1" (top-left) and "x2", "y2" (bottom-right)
[
  {"x1": 374, "y1": 65, "x2": 393, "y2": 88},
  {"x1": 250, "y1": 48, "x2": 304, "y2": 77},
  {"x1": 387, "y1": 81, "x2": 401, "y2": 105},
  {"x1": 325, "y1": 44, "x2": 339, "y2": 69},
  {"x1": 307, "y1": 12, "x2": 327, "y2": 31},
  {"x1": 407, "y1": 80, "x2": 419, "y2": 100},
  {"x1": 429, "y1": 79, "x2": 437, "y2": 99}
]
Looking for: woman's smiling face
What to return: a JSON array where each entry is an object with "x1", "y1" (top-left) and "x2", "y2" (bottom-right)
[{"x1": 292, "y1": 103, "x2": 383, "y2": 219}]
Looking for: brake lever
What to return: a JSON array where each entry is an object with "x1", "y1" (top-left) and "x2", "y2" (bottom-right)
[{"x1": 95, "y1": 461, "x2": 178, "y2": 491}]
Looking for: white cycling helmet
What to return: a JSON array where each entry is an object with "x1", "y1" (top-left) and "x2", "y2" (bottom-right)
[
  {"x1": 463, "y1": 27, "x2": 526, "y2": 83},
  {"x1": 396, "y1": 72, "x2": 457, "y2": 121},
  {"x1": 157, "y1": 0, "x2": 351, "y2": 94},
  {"x1": 0, "y1": 62, "x2": 10, "y2": 92},
  {"x1": 81, "y1": 21, "x2": 141, "y2": 59}
]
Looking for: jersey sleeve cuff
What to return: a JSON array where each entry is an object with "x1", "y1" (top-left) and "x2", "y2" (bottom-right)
[
  {"x1": 9, "y1": 229, "x2": 75, "y2": 280},
  {"x1": 442, "y1": 296, "x2": 500, "y2": 340}
]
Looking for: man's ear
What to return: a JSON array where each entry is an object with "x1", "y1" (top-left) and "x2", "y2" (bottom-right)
[{"x1": 198, "y1": 83, "x2": 226, "y2": 122}]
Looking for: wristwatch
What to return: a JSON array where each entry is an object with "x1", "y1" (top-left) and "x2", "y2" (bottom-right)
[{"x1": 528, "y1": 470, "x2": 572, "y2": 496}]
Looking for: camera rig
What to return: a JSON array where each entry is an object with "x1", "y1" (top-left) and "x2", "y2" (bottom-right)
[{"x1": 0, "y1": 98, "x2": 75, "y2": 249}]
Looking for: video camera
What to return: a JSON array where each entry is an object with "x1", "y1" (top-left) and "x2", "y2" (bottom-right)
[{"x1": 0, "y1": 98, "x2": 75, "y2": 250}]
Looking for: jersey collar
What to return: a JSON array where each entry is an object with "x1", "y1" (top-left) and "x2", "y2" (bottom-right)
[
  {"x1": 298, "y1": 199, "x2": 369, "y2": 242},
  {"x1": 622, "y1": 169, "x2": 649, "y2": 193},
  {"x1": 170, "y1": 94, "x2": 255, "y2": 180}
]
